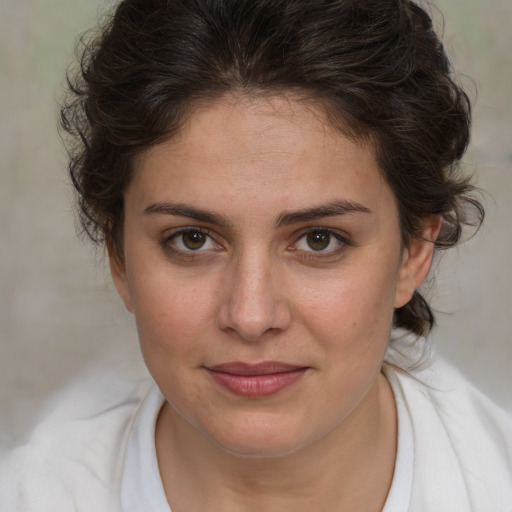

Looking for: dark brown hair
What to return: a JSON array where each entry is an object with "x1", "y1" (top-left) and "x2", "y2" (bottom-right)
[{"x1": 61, "y1": 0, "x2": 484, "y2": 337}]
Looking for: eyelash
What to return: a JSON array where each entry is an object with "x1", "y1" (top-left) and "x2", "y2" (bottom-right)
[
  {"x1": 291, "y1": 228, "x2": 349, "y2": 259},
  {"x1": 162, "y1": 227, "x2": 221, "y2": 260},
  {"x1": 161, "y1": 227, "x2": 349, "y2": 261}
]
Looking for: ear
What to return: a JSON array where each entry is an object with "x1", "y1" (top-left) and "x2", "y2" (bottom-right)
[
  {"x1": 394, "y1": 216, "x2": 442, "y2": 308},
  {"x1": 107, "y1": 245, "x2": 134, "y2": 313}
]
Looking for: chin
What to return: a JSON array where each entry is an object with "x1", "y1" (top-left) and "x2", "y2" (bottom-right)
[
  {"x1": 214, "y1": 436, "x2": 307, "y2": 459},
  {"x1": 200, "y1": 415, "x2": 316, "y2": 459}
]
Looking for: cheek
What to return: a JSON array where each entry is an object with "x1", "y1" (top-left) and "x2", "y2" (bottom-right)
[
  {"x1": 128, "y1": 269, "x2": 216, "y2": 360},
  {"x1": 130, "y1": 274, "x2": 216, "y2": 412},
  {"x1": 295, "y1": 261, "x2": 398, "y2": 351}
]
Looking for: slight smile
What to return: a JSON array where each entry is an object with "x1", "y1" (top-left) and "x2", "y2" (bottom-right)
[{"x1": 206, "y1": 362, "x2": 309, "y2": 398}]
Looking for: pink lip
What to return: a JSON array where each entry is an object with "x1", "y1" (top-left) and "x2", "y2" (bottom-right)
[{"x1": 206, "y1": 362, "x2": 308, "y2": 398}]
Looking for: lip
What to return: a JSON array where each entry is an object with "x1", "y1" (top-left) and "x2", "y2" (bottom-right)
[{"x1": 206, "y1": 362, "x2": 308, "y2": 398}]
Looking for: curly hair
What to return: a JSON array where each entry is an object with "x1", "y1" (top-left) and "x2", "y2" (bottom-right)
[{"x1": 61, "y1": 0, "x2": 484, "y2": 337}]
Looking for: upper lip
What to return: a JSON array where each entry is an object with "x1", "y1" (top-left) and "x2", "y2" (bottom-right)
[{"x1": 207, "y1": 362, "x2": 307, "y2": 375}]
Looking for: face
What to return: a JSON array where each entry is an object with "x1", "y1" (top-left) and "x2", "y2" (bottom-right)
[{"x1": 111, "y1": 94, "x2": 437, "y2": 458}]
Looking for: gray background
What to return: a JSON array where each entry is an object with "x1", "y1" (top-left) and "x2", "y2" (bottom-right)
[{"x1": 1, "y1": 0, "x2": 511, "y2": 450}]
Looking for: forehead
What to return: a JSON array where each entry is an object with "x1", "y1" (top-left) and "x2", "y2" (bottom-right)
[{"x1": 129, "y1": 94, "x2": 394, "y2": 218}]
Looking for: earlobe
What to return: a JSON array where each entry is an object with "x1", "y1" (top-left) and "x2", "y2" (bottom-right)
[
  {"x1": 394, "y1": 216, "x2": 442, "y2": 308},
  {"x1": 107, "y1": 245, "x2": 134, "y2": 313}
]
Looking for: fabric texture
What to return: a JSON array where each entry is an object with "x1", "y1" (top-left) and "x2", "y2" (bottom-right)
[
  {"x1": 386, "y1": 359, "x2": 512, "y2": 511},
  {"x1": 121, "y1": 385, "x2": 169, "y2": 512},
  {"x1": 1, "y1": 356, "x2": 511, "y2": 511},
  {"x1": 381, "y1": 366, "x2": 414, "y2": 512}
]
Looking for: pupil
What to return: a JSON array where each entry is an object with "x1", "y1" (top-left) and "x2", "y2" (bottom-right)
[
  {"x1": 183, "y1": 231, "x2": 206, "y2": 250},
  {"x1": 307, "y1": 231, "x2": 330, "y2": 251}
]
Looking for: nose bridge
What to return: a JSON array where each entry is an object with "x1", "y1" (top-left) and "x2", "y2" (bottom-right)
[{"x1": 218, "y1": 246, "x2": 289, "y2": 341}]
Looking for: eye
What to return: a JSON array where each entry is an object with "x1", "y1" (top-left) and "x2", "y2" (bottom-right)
[
  {"x1": 167, "y1": 228, "x2": 220, "y2": 252},
  {"x1": 294, "y1": 228, "x2": 346, "y2": 254}
]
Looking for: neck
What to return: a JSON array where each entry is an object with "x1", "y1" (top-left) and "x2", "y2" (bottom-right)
[{"x1": 155, "y1": 372, "x2": 397, "y2": 512}]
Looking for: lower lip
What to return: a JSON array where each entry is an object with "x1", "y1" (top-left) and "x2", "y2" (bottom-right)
[{"x1": 208, "y1": 369, "x2": 307, "y2": 398}]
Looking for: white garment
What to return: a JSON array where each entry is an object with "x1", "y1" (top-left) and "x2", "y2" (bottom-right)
[
  {"x1": 389, "y1": 360, "x2": 512, "y2": 511},
  {"x1": 382, "y1": 368, "x2": 414, "y2": 512},
  {"x1": 121, "y1": 386, "x2": 168, "y2": 512},
  {"x1": 1, "y1": 357, "x2": 511, "y2": 511}
]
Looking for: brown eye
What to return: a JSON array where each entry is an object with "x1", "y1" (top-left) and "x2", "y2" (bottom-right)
[
  {"x1": 293, "y1": 228, "x2": 347, "y2": 256},
  {"x1": 181, "y1": 230, "x2": 207, "y2": 250},
  {"x1": 163, "y1": 227, "x2": 221, "y2": 259},
  {"x1": 306, "y1": 231, "x2": 331, "y2": 251},
  {"x1": 167, "y1": 228, "x2": 219, "y2": 253}
]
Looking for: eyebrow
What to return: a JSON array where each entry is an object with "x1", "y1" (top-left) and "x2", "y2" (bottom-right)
[
  {"x1": 143, "y1": 199, "x2": 372, "y2": 228},
  {"x1": 275, "y1": 200, "x2": 372, "y2": 227},
  {"x1": 143, "y1": 202, "x2": 233, "y2": 228}
]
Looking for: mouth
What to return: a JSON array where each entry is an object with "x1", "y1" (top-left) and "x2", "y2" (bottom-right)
[{"x1": 205, "y1": 362, "x2": 309, "y2": 398}]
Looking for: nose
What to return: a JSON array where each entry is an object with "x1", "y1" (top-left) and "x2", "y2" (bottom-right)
[{"x1": 217, "y1": 252, "x2": 292, "y2": 342}]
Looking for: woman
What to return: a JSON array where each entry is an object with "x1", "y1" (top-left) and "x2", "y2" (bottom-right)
[{"x1": 1, "y1": 0, "x2": 511, "y2": 510}]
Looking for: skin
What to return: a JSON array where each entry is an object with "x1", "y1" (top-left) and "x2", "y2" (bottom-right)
[{"x1": 110, "y1": 94, "x2": 440, "y2": 511}]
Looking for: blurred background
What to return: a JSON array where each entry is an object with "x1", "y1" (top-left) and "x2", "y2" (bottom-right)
[{"x1": 1, "y1": 0, "x2": 511, "y2": 450}]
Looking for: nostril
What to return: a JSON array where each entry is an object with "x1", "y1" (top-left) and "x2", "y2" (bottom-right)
[
  {"x1": 215, "y1": 258, "x2": 292, "y2": 342},
  {"x1": 217, "y1": 295, "x2": 292, "y2": 343},
  {"x1": 220, "y1": 324, "x2": 281, "y2": 343}
]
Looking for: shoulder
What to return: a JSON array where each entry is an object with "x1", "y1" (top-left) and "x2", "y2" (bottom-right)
[
  {"x1": 0, "y1": 364, "x2": 154, "y2": 512},
  {"x1": 385, "y1": 357, "x2": 512, "y2": 511}
]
